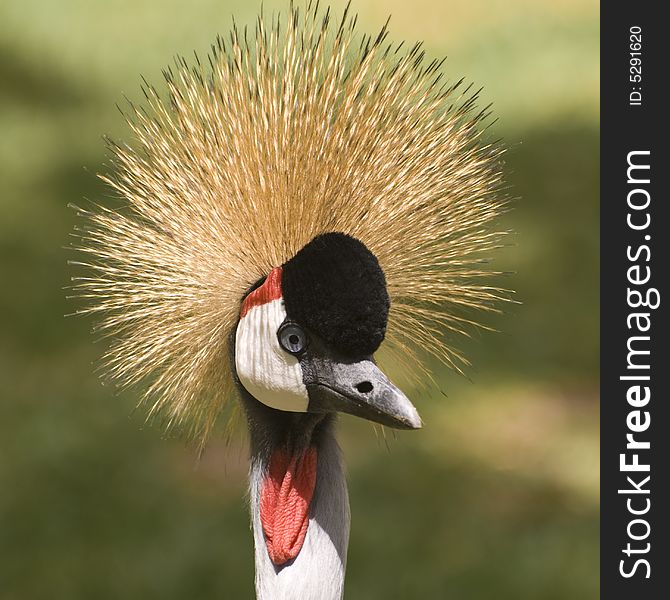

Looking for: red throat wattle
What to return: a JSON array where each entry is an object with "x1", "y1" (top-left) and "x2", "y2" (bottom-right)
[{"x1": 259, "y1": 446, "x2": 318, "y2": 565}]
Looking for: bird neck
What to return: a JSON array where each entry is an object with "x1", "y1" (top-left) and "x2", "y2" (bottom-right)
[{"x1": 242, "y1": 395, "x2": 350, "y2": 600}]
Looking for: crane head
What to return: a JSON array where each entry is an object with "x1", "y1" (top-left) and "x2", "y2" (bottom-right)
[{"x1": 234, "y1": 232, "x2": 421, "y2": 430}]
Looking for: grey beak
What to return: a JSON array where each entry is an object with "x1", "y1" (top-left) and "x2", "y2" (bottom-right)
[{"x1": 302, "y1": 357, "x2": 422, "y2": 430}]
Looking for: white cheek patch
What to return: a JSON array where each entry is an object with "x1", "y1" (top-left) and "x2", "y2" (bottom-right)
[{"x1": 235, "y1": 298, "x2": 309, "y2": 412}]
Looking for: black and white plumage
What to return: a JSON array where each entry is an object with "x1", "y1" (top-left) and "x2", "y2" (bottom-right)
[
  {"x1": 234, "y1": 233, "x2": 419, "y2": 598},
  {"x1": 72, "y1": 4, "x2": 509, "y2": 598}
]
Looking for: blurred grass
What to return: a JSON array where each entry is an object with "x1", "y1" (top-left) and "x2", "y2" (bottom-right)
[{"x1": 0, "y1": 0, "x2": 598, "y2": 598}]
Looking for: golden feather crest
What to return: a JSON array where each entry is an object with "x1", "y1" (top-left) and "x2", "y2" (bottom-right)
[{"x1": 72, "y1": 2, "x2": 510, "y2": 444}]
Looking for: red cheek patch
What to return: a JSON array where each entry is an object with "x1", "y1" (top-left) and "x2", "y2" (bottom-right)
[
  {"x1": 259, "y1": 446, "x2": 318, "y2": 566},
  {"x1": 240, "y1": 266, "x2": 283, "y2": 318}
]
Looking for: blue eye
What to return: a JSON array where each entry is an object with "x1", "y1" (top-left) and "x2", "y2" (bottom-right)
[{"x1": 278, "y1": 322, "x2": 308, "y2": 355}]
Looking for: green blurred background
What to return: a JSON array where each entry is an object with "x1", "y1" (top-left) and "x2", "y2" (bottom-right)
[{"x1": 0, "y1": 0, "x2": 599, "y2": 598}]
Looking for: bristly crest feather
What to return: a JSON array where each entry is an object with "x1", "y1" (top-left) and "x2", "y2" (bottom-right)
[{"x1": 71, "y1": 1, "x2": 511, "y2": 445}]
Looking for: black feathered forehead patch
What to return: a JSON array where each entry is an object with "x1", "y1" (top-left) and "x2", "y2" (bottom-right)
[{"x1": 281, "y1": 232, "x2": 390, "y2": 357}]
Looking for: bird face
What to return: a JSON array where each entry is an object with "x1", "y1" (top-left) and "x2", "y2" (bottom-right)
[{"x1": 234, "y1": 233, "x2": 421, "y2": 430}]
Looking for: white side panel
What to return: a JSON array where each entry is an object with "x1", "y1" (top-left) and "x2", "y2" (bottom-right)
[{"x1": 235, "y1": 299, "x2": 309, "y2": 412}]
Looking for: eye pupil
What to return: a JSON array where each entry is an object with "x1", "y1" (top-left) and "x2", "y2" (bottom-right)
[{"x1": 278, "y1": 323, "x2": 308, "y2": 355}]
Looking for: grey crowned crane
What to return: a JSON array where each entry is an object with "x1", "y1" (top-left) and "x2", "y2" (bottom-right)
[{"x1": 72, "y1": 4, "x2": 508, "y2": 599}]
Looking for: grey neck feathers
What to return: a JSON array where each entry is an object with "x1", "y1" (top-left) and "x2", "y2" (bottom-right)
[{"x1": 240, "y1": 388, "x2": 350, "y2": 600}]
